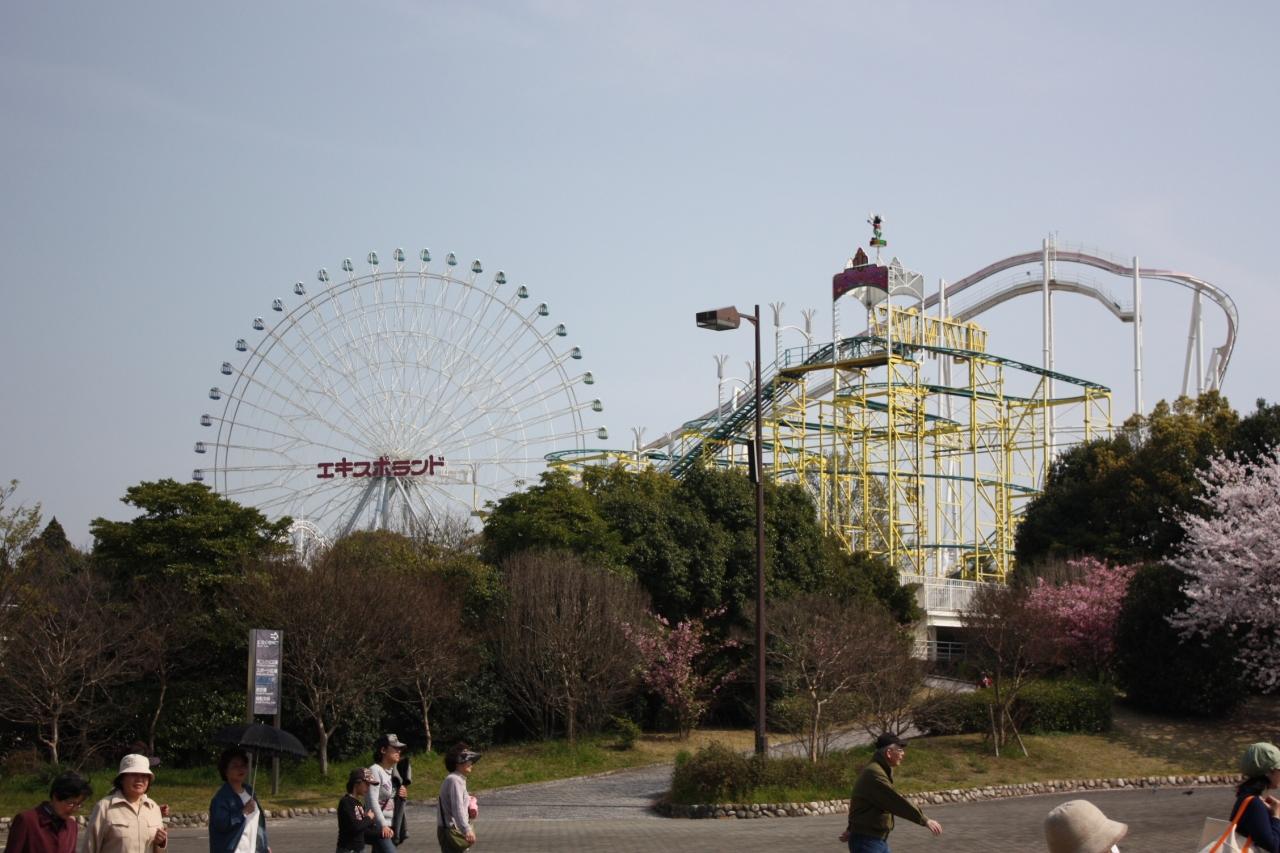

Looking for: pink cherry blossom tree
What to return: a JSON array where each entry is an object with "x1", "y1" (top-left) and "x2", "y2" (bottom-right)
[
  {"x1": 1025, "y1": 556, "x2": 1137, "y2": 677},
  {"x1": 622, "y1": 608, "x2": 737, "y2": 739},
  {"x1": 1169, "y1": 448, "x2": 1280, "y2": 690}
]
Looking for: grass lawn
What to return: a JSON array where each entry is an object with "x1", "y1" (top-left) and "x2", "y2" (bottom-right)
[
  {"x1": 678, "y1": 696, "x2": 1280, "y2": 805},
  {"x1": 0, "y1": 729, "x2": 755, "y2": 817}
]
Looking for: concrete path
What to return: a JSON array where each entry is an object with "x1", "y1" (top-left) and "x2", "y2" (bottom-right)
[{"x1": 160, "y1": 783, "x2": 1236, "y2": 852}]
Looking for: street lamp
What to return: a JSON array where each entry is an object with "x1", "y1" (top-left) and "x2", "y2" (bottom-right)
[{"x1": 695, "y1": 304, "x2": 768, "y2": 757}]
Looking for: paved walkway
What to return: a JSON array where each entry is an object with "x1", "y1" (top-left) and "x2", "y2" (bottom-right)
[{"x1": 160, "y1": 783, "x2": 1236, "y2": 852}]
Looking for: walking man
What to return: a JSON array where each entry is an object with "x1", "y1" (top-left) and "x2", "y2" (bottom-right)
[{"x1": 840, "y1": 733, "x2": 943, "y2": 852}]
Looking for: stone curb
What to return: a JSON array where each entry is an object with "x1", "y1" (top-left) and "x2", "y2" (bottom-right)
[{"x1": 657, "y1": 774, "x2": 1238, "y2": 819}]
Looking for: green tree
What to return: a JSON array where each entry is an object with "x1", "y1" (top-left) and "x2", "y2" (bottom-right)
[
  {"x1": 90, "y1": 479, "x2": 291, "y2": 757},
  {"x1": 1016, "y1": 393, "x2": 1238, "y2": 565},
  {"x1": 480, "y1": 469, "x2": 624, "y2": 568},
  {"x1": 1114, "y1": 563, "x2": 1245, "y2": 716},
  {"x1": 1228, "y1": 398, "x2": 1280, "y2": 462},
  {"x1": 91, "y1": 479, "x2": 292, "y2": 592}
]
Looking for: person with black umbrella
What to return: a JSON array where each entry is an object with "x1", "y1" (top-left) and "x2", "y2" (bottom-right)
[{"x1": 208, "y1": 747, "x2": 270, "y2": 853}]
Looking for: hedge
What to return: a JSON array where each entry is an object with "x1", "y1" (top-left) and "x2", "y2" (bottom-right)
[{"x1": 914, "y1": 679, "x2": 1113, "y2": 736}]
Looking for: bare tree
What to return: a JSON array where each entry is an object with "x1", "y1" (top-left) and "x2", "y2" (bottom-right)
[
  {"x1": 246, "y1": 553, "x2": 396, "y2": 775},
  {"x1": 391, "y1": 573, "x2": 469, "y2": 754},
  {"x1": 132, "y1": 582, "x2": 199, "y2": 756},
  {"x1": 961, "y1": 584, "x2": 1047, "y2": 756},
  {"x1": 492, "y1": 552, "x2": 647, "y2": 743},
  {"x1": 770, "y1": 596, "x2": 921, "y2": 762},
  {"x1": 0, "y1": 554, "x2": 139, "y2": 764}
]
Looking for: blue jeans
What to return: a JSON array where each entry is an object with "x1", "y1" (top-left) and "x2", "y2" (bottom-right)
[
  {"x1": 371, "y1": 836, "x2": 397, "y2": 853},
  {"x1": 848, "y1": 835, "x2": 890, "y2": 853}
]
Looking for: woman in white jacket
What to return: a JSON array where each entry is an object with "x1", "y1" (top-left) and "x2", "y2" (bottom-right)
[{"x1": 436, "y1": 743, "x2": 480, "y2": 852}]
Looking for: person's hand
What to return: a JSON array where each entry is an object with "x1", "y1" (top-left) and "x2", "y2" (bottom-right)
[
  {"x1": 153, "y1": 825, "x2": 168, "y2": 847},
  {"x1": 159, "y1": 803, "x2": 170, "y2": 818},
  {"x1": 243, "y1": 798, "x2": 257, "y2": 815},
  {"x1": 381, "y1": 826, "x2": 394, "y2": 839},
  {"x1": 838, "y1": 830, "x2": 850, "y2": 842},
  {"x1": 1267, "y1": 795, "x2": 1280, "y2": 817},
  {"x1": 926, "y1": 818, "x2": 943, "y2": 835},
  {"x1": 397, "y1": 785, "x2": 408, "y2": 799},
  {"x1": 465, "y1": 830, "x2": 476, "y2": 844}
]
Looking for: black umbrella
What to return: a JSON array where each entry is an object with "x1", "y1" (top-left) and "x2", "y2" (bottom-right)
[
  {"x1": 213, "y1": 722, "x2": 308, "y2": 759},
  {"x1": 213, "y1": 723, "x2": 308, "y2": 789}
]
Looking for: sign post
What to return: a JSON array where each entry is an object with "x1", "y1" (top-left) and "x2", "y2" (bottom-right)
[{"x1": 247, "y1": 629, "x2": 284, "y2": 794}]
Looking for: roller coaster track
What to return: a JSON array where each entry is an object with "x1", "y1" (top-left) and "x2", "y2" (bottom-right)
[{"x1": 658, "y1": 246, "x2": 1237, "y2": 478}]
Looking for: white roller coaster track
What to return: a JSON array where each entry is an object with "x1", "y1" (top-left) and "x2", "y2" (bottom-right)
[{"x1": 652, "y1": 239, "x2": 1238, "y2": 452}]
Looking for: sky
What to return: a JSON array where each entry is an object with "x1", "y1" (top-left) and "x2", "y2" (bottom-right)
[{"x1": 2, "y1": 0, "x2": 1277, "y2": 546}]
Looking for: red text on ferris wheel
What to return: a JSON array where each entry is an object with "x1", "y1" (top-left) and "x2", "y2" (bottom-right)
[{"x1": 316, "y1": 456, "x2": 446, "y2": 479}]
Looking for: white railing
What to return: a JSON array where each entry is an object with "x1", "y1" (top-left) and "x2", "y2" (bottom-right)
[{"x1": 900, "y1": 574, "x2": 989, "y2": 615}]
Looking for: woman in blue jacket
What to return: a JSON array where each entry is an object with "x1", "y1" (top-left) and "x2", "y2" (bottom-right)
[
  {"x1": 1232, "y1": 742, "x2": 1280, "y2": 853},
  {"x1": 208, "y1": 748, "x2": 270, "y2": 853}
]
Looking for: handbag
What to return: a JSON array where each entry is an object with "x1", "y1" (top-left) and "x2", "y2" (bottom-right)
[{"x1": 1197, "y1": 796, "x2": 1255, "y2": 853}]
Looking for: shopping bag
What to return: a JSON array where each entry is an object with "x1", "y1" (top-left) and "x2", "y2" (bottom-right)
[{"x1": 1196, "y1": 796, "x2": 1254, "y2": 853}]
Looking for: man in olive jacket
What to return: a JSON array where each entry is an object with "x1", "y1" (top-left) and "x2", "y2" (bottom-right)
[{"x1": 839, "y1": 733, "x2": 943, "y2": 852}]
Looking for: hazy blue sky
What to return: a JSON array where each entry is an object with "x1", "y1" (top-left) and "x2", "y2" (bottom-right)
[{"x1": 2, "y1": 1, "x2": 1276, "y2": 544}]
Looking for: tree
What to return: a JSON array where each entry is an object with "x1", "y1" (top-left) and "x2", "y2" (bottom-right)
[
  {"x1": 91, "y1": 480, "x2": 293, "y2": 756},
  {"x1": 622, "y1": 608, "x2": 737, "y2": 739},
  {"x1": 480, "y1": 470, "x2": 624, "y2": 568},
  {"x1": 1016, "y1": 393, "x2": 1239, "y2": 564},
  {"x1": 769, "y1": 596, "x2": 919, "y2": 762},
  {"x1": 245, "y1": 551, "x2": 396, "y2": 775},
  {"x1": 0, "y1": 551, "x2": 139, "y2": 764},
  {"x1": 0, "y1": 479, "x2": 41, "y2": 573},
  {"x1": 1114, "y1": 563, "x2": 1245, "y2": 716},
  {"x1": 91, "y1": 479, "x2": 292, "y2": 593},
  {"x1": 392, "y1": 572, "x2": 470, "y2": 754},
  {"x1": 1024, "y1": 557, "x2": 1137, "y2": 678},
  {"x1": 491, "y1": 551, "x2": 646, "y2": 742},
  {"x1": 1168, "y1": 449, "x2": 1280, "y2": 690},
  {"x1": 962, "y1": 585, "x2": 1047, "y2": 756}
]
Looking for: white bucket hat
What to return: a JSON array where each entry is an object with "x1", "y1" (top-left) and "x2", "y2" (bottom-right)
[
  {"x1": 1044, "y1": 799, "x2": 1127, "y2": 853},
  {"x1": 117, "y1": 754, "x2": 155, "y2": 777}
]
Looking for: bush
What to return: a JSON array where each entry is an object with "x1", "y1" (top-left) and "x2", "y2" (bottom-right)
[
  {"x1": 608, "y1": 715, "x2": 640, "y2": 751},
  {"x1": 669, "y1": 742, "x2": 762, "y2": 803},
  {"x1": 1115, "y1": 564, "x2": 1246, "y2": 717},
  {"x1": 912, "y1": 691, "x2": 988, "y2": 736},
  {"x1": 913, "y1": 680, "x2": 1112, "y2": 736},
  {"x1": 1017, "y1": 680, "x2": 1113, "y2": 734}
]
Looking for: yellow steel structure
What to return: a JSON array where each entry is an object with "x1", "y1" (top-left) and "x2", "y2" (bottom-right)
[{"x1": 550, "y1": 307, "x2": 1111, "y2": 584}]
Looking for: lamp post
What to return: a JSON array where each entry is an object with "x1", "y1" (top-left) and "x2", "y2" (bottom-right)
[{"x1": 695, "y1": 304, "x2": 768, "y2": 757}]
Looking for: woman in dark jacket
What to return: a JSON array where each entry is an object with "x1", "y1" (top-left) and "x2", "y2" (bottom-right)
[
  {"x1": 1232, "y1": 742, "x2": 1280, "y2": 852},
  {"x1": 2, "y1": 772, "x2": 92, "y2": 853},
  {"x1": 208, "y1": 747, "x2": 270, "y2": 853},
  {"x1": 336, "y1": 768, "x2": 378, "y2": 853}
]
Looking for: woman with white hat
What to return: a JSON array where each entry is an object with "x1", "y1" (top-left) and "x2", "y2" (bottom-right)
[
  {"x1": 1044, "y1": 799, "x2": 1128, "y2": 853},
  {"x1": 82, "y1": 754, "x2": 168, "y2": 852},
  {"x1": 1231, "y1": 742, "x2": 1280, "y2": 852}
]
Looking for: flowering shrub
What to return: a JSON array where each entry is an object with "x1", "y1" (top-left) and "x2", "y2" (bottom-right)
[
  {"x1": 622, "y1": 608, "x2": 737, "y2": 738},
  {"x1": 1025, "y1": 556, "x2": 1136, "y2": 677}
]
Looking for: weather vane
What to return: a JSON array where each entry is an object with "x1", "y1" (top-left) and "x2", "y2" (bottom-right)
[{"x1": 868, "y1": 213, "x2": 886, "y2": 262}]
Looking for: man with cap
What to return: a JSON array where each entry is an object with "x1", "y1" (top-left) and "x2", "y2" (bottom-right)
[
  {"x1": 839, "y1": 733, "x2": 942, "y2": 852},
  {"x1": 1233, "y1": 742, "x2": 1280, "y2": 852}
]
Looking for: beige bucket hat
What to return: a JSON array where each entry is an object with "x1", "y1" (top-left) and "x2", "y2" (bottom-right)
[
  {"x1": 117, "y1": 754, "x2": 155, "y2": 777},
  {"x1": 1044, "y1": 799, "x2": 1128, "y2": 853}
]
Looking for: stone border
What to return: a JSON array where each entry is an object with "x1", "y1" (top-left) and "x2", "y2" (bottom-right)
[{"x1": 658, "y1": 774, "x2": 1238, "y2": 819}]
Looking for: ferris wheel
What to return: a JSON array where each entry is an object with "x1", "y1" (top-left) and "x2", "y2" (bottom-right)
[{"x1": 193, "y1": 247, "x2": 606, "y2": 541}]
